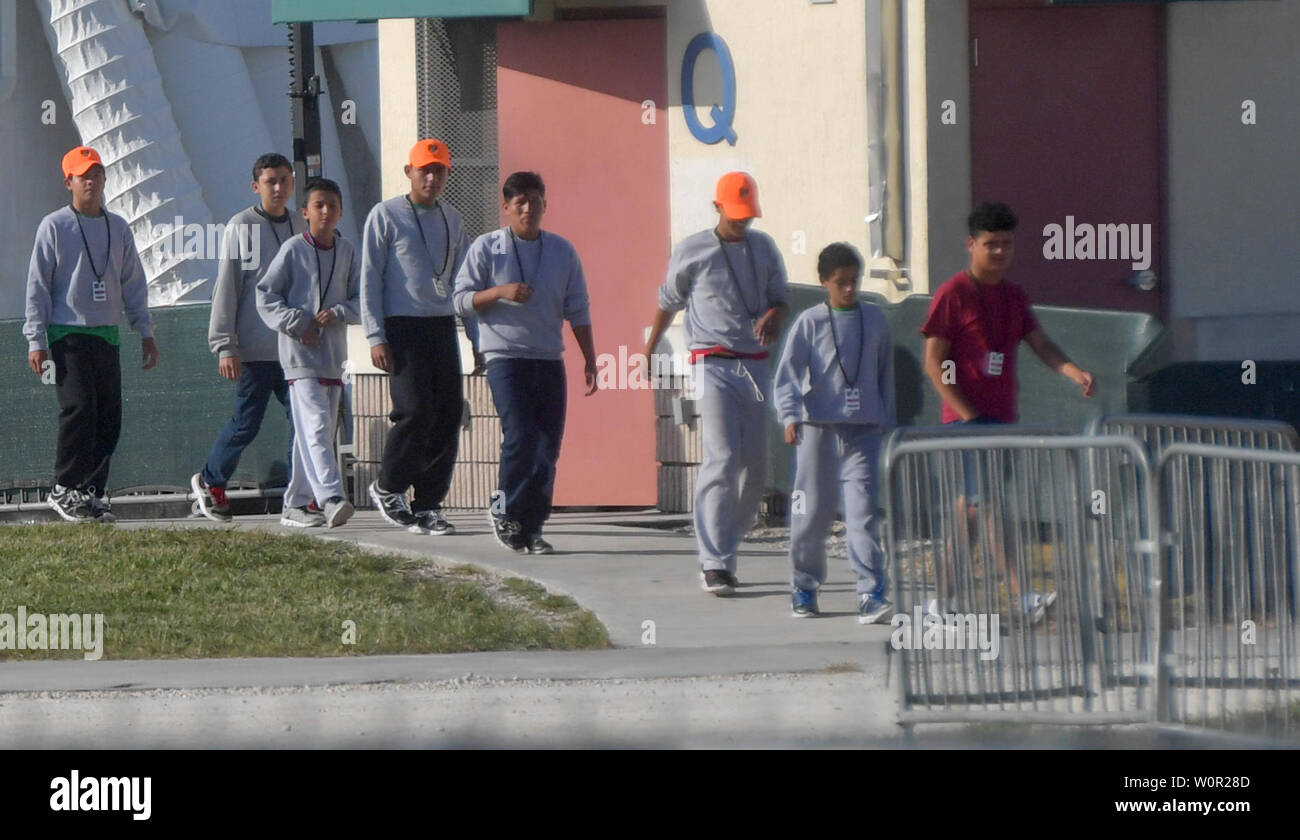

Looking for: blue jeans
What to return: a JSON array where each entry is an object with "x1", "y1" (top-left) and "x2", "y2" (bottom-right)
[
  {"x1": 486, "y1": 357, "x2": 566, "y2": 538},
  {"x1": 949, "y1": 417, "x2": 1005, "y2": 504},
  {"x1": 201, "y1": 361, "x2": 292, "y2": 488}
]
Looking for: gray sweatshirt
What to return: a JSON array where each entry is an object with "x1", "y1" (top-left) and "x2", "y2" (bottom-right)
[
  {"x1": 360, "y1": 196, "x2": 479, "y2": 348},
  {"x1": 452, "y1": 227, "x2": 591, "y2": 362},
  {"x1": 24, "y1": 206, "x2": 154, "y2": 352},
  {"x1": 256, "y1": 232, "x2": 361, "y2": 380},
  {"x1": 773, "y1": 302, "x2": 896, "y2": 428},
  {"x1": 658, "y1": 228, "x2": 789, "y2": 355},
  {"x1": 209, "y1": 205, "x2": 306, "y2": 362}
]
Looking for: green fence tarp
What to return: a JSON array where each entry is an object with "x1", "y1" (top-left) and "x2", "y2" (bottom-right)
[
  {"x1": 272, "y1": 0, "x2": 530, "y2": 23},
  {"x1": 1, "y1": 307, "x2": 291, "y2": 493},
  {"x1": 2, "y1": 291, "x2": 1164, "y2": 498}
]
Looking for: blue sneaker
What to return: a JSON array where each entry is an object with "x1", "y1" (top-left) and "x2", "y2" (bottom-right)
[
  {"x1": 858, "y1": 594, "x2": 893, "y2": 625},
  {"x1": 791, "y1": 588, "x2": 819, "y2": 618}
]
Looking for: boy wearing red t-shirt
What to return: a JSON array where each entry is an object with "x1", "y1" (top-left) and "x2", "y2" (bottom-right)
[{"x1": 920, "y1": 202, "x2": 1095, "y2": 623}]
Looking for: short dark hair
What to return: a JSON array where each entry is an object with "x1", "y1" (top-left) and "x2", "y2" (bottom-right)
[
  {"x1": 502, "y1": 171, "x2": 545, "y2": 200},
  {"x1": 304, "y1": 177, "x2": 342, "y2": 202},
  {"x1": 817, "y1": 242, "x2": 863, "y2": 280},
  {"x1": 252, "y1": 153, "x2": 293, "y2": 181},
  {"x1": 968, "y1": 202, "x2": 1018, "y2": 237}
]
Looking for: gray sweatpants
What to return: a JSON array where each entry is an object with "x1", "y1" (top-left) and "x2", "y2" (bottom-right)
[
  {"x1": 788, "y1": 423, "x2": 886, "y2": 597},
  {"x1": 693, "y1": 356, "x2": 769, "y2": 573}
]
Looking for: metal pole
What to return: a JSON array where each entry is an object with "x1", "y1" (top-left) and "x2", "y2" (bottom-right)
[{"x1": 288, "y1": 22, "x2": 322, "y2": 207}]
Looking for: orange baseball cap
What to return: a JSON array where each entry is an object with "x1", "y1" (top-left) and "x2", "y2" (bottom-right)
[
  {"x1": 62, "y1": 146, "x2": 103, "y2": 178},
  {"x1": 409, "y1": 138, "x2": 451, "y2": 170},
  {"x1": 715, "y1": 171, "x2": 761, "y2": 220}
]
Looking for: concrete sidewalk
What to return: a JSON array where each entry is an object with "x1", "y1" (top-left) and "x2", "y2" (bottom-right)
[
  {"x1": 3, "y1": 510, "x2": 896, "y2": 694},
  {"x1": 134, "y1": 510, "x2": 893, "y2": 649}
]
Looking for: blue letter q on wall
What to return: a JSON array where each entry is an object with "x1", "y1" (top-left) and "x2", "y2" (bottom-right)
[{"x1": 681, "y1": 33, "x2": 737, "y2": 146}]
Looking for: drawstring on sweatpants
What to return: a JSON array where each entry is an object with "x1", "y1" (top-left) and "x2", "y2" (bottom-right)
[{"x1": 735, "y1": 359, "x2": 764, "y2": 402}]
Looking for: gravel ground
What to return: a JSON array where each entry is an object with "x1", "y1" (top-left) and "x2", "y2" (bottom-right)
[
  {"x1": 0, "y1": 672, "x2": 1212, "y2": 749},
  {"x1": 1, "y1": 671, "x2": 902, "y2": 748}
]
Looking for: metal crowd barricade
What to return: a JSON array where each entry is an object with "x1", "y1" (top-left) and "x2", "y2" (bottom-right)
[
  {"x1": 1088, "y1": 413, "x2": 1299, "y2": 457},
  {"x1": 882, "y1": 428, "x2": 1160, "y2": 726},
  {"x1": 1156, "y1": 443, "x2": 1300, "y2": 736}
]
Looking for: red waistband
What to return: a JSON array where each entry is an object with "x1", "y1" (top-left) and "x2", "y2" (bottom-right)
[{"x1": 689, "y1": 346, "x2": 769, "y2": 364}]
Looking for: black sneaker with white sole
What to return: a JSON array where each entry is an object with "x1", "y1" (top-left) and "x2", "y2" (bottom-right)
[
  {"x1": 486, "y1": 502, "x2": 527, "y2": 553},
  {"x1": 413, "y1": 509, "x2": 455, "y2": 536},
  {"x1": 700, "y1": 569, "x2": 735, "y2": 596},
  {"x1": 48, "y1": 485, "x2": 97, "y2": 523},
  {"x1": 526, "y1": 535, "x2": 554, "y2": 555},
  {"x1": 369, "y1": 481, "x2": 419, "y2": 530}
]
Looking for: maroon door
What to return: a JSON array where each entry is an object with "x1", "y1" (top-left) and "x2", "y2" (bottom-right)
[
  {"x1": 496, "y1": 19, "x2": 668, "y2": 506},
  {"x1": 970, "y1": 1, "x2": 1165, "y2": 317}
]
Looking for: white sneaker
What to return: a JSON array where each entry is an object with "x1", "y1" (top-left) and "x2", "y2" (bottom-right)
[
  {"x1": 280, "y1": 506, "x2": 325, "y2": 528},
  {"x1": 324, "y1": 497, "x2": 354, "y2": 528},
  {"x1": 1024, "y1": 590, "x2": 1057, "y2": 625}
]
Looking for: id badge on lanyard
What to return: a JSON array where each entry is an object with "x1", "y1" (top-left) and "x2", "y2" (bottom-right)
[
  {"x1": 985, "y1": 351, "x2": 1004, "y2": 377},
  {"x1": 92, "y1": 279, "x2": 108, "y2": 303},
  {"x1": 844, "y1": 387, "x2": 861, "y2": 413}
]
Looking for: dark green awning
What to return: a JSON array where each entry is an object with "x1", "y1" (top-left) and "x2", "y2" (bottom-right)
[{"x1": 271, "y1": 0, "x2": 530, "y2": 23}]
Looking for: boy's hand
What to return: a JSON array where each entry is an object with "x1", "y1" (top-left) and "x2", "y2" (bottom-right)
[
  {"x1": 584, "y1": 361, "x2": 598, "y2": 396},
  {"x1": 1073, "y1": 368, "x2": 1097, "y2": 398},
  {"x1": 300, "y1": 323, "x2": 321, "y2": 347},
  {"x1": 315, "y1": 309, "x2": 338, "y2": 327},
  {"x1": 371, "y1": 343, "x2": 393, "y2": 373},
  {"x1": 142, "y1": 337, "x2": 159, "y2": 371},
  {"x1": 1066, "y1": 364, "x2": 1097, "y2": 397},
  {"x1": 784, "y1": 423, "x2": 801, "y2": 445},
  {"x1": 219, "y1": 357, "x2": 241, "y2": 380},
  {"x1": 498, "y1": 283, "x2": 533, "y2": 303},
  {"x1": 28, "y1": 349, "x2": 47, "y2": 376},
  {"x1": 471, "y1": 351, "x2": 486, "y2": 376},
  {"x1": 755, "y1": 307, "x2": 783, "y2": 346}
]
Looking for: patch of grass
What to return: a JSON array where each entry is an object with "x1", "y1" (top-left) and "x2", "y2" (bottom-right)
[
  {"x1": 0, "y1": 525, "x2": 610, "y2": 660},
  {"x1": 820, "y1": 661, "x2": 862, "y2": 674}
]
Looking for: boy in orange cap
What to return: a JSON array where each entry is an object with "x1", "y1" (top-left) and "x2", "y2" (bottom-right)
[
  {"x1": 643, "y1": 172, "x2": 789, "y2": 595},
  {"x1": 361, "y1": 138, "x2": 482, "y2": 534},
  {"x1": 24, "y1": 146, "x2": 159, "y2": 523}
]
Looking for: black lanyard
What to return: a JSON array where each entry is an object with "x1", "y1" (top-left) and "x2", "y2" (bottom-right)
[
  {"x1": 509, "y1": 228, "x2": 542, "y2": 286},
  {"x1": 968, "y1": 271, "x2": 1010, "y2": 352},
  {"x1": 71, "y1": 206, "x2": 110, "y2": 280},
  {"x1": 825, "y1": 302, "x2": 865, "y2": 387},
  {"x1": 714, "y1": 232, "x2": 761, "y2": 319},
  {"x1": 253, "y1": 205, "x2": 290, "y2": 247},
  {"x1": 307, "y1": 232, "x2": 336, "y2": 313},
  {"x1": 406, "y1": 196, "x2": 450, "y2": 281}
]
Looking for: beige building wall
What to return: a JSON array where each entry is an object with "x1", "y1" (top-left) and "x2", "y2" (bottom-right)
[{"x1": 666, "y1": 0, "x2": 876, "y2": 293}]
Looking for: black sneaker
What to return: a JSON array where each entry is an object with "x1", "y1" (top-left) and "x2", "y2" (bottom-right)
[
  {"x1": 486, "y1": 500, "x2": 527, "y2": 553},
  {"x1": 412, "y1": 509, "x2": 455, "y2": 536},
  {"x1": 700, "y1": 569, "x2": 735, "y2": 596},
  {"x1": 488, "y1": 494, "x2": 527, "y2": 553},
  {"x1": 86, "y1": 492, "x2": 117, "y2": 524},
  {"x1": 526, "y1": 535, "x2": 554, "y2": 555},
  {"x1": 48, "y1": 485, "x2": 96, "y2": 523},
  {"x1": 369, "y1": 481, "x2": 419, "y2": 530}
]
